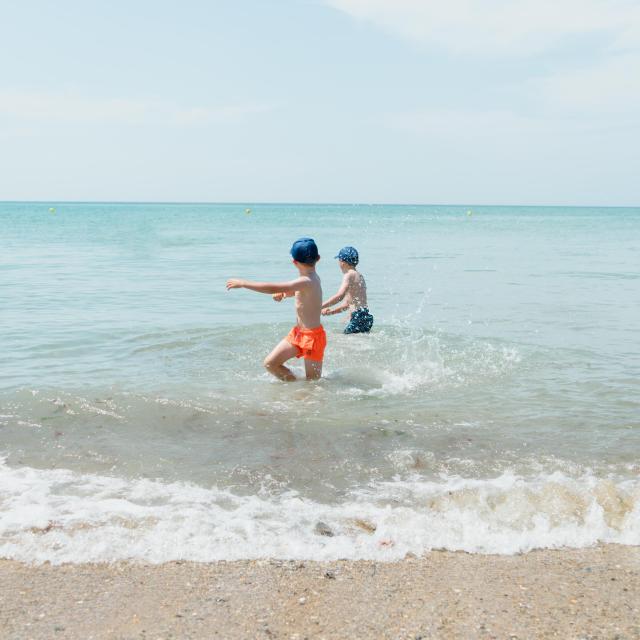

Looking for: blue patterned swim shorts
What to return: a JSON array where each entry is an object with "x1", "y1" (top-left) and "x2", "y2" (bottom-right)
[{"x1": 344, "y1": 307, "x2": 374, "y2": 334}]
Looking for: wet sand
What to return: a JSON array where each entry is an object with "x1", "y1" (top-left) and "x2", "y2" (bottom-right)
[{"x1": 1, "y1": 545, "x2": 639, "y2": 639}]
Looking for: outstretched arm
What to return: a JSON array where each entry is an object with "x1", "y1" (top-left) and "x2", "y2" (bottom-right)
[
  {"x1": 321, "y1": 274, "x2": 349, "y2": 308},
  {"x1": 226, "y1": 277, "x2": 308, "y2": 295}
]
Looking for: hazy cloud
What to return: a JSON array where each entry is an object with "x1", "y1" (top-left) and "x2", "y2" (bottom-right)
[
  {"x1": 326, "y1": 0, "x2": 640, "y2": 56},
  {"x1": 380, "y1": 108, "x2": 541, "y2": 136},
  {"x1": 0, "y1": 91, "x2": 278, "y2": 126},
  {"x1": 530, "y1": 52, "x2": 640, "y2": 114},
  {"x1": 328, "y1": 1, "x2": 640, "y2": 117}
]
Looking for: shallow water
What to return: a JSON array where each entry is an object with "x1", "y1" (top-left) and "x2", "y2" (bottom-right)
[{"x1": 1, "y1": 202, "x2": 639, "y2": 562}]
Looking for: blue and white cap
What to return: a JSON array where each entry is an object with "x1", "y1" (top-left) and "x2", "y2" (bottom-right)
[{"x1": 335, "y1": 246, "x2": 359, "y2": 266}]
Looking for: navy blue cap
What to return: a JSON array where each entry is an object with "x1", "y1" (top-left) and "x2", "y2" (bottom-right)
[
  {"x1": 290, "y1": 237, "x2": 319, "y2": 264},
  {"x1": 335, "y1": 246, "x2": 359, "y2": 266}
]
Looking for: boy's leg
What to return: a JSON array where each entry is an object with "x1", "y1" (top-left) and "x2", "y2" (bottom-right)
[
  {"x1": 264, "y1": 339, "x2": 299, "y2": 381},
  {"x1": 304, "y1": 358, "x2": 322, "y2": 381}
]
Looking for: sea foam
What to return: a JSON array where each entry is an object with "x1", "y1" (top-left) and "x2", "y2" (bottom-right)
[{"x1": 1, "y1": 460, "x2": 638, "y2": 564}]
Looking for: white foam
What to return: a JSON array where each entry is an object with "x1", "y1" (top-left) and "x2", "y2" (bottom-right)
[
  {"x1": 1, "y1": 460, "x2": 638, "y2": 564},
  {"x1": 326, "y1": 330, "x2": 522, "y2": 398}
]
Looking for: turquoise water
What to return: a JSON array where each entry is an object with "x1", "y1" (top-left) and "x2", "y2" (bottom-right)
[{"x1": 1, "y1": 202, "x2": 639, "y2": 562}]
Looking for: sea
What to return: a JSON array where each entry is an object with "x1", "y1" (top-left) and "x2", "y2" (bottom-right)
[{"x1": 1, "y1": 202, "x2": 639, "y2": 564}]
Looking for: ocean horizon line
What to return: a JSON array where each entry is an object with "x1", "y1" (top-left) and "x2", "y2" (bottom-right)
[{"x1": 1, "y1": 199, "x2": 638, "y2": 209}]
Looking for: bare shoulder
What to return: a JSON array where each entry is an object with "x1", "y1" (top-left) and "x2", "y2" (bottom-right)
[
  {"x1": 295, "y1": 274, "x2": 317, "y2": 293},
  {"x1": 346, "y1": 270, "x2": 359, "y2": 282},
  {"x1": 296, "y1": 275, "x2": 313, "y2": 286}
]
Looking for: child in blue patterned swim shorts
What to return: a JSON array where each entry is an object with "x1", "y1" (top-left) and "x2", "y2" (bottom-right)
[{"x1": 321, "y1": 246, "x2": 374, "y2": 334}]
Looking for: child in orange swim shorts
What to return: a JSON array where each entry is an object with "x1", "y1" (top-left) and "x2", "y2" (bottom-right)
[
  {"x1": 226, "y1": 238, "x2": 325, "y2": 381},
  {"x1": 285, "y1": 325, "x2": 327, "y2": 362}
]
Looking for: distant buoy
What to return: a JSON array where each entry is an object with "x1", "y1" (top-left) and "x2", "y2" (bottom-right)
[
  {"x1": 466, "y1": 210, "x2": 473, "y2": 217},
  {"x1": 49, "y1": 207, "x2": 56, "y2": 213},
  {"x1": 245, "y1": 208, "x2": 252, "y2": 215}
]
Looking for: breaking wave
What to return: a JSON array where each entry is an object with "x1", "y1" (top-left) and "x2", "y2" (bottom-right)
[{"x1": 1, "y1": 460, "x2": 638, "y2": 564}]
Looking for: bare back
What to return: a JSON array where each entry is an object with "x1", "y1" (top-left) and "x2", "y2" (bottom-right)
[
  {"x1": 295, "y1": 272, "x2": 323, "y2": 328},
  {"x1": 344, "y1": 270, "x2": 368, "y2": 312}
]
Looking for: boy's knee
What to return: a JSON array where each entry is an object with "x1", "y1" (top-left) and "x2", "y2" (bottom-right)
[{"x1": 263, "y1": 356, "x2": 275, "y2": 370}]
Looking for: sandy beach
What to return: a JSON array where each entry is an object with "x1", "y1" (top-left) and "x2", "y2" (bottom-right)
[{"x1": 1, "y1": 545, "x2": 638, "y2": 639}]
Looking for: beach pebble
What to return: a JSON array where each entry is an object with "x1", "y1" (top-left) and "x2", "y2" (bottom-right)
[
  {"x1": 351, "y1": 518, "x2": 376, "y2": 534},
  {"x1": 314, "y1": 521, "x2": 334, "y2": 537},
  {"x1": 298, "y1": 596, "x2": 306, "y2": 604}
]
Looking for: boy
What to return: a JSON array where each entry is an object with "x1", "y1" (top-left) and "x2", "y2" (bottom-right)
[
  {"x1": 226, "y1": 237, "x2": 326, "y2": 381},
  {"x1": 321, "y1": 246, "x2": 374, "y2": 333}
]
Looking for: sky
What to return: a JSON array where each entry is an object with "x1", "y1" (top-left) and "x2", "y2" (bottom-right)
[{"x1": 0, "y1": 0, "x2": 639, "y2": 205}]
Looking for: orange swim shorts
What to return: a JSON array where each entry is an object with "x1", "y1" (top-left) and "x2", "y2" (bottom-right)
[{"x1": 285, "y1": 325, "x2": 327, "y2": 362}]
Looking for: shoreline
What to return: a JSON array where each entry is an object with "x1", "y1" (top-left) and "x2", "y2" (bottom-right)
[{"x1": 1, "y1": 545, "x2": 638, "y2": 639}]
